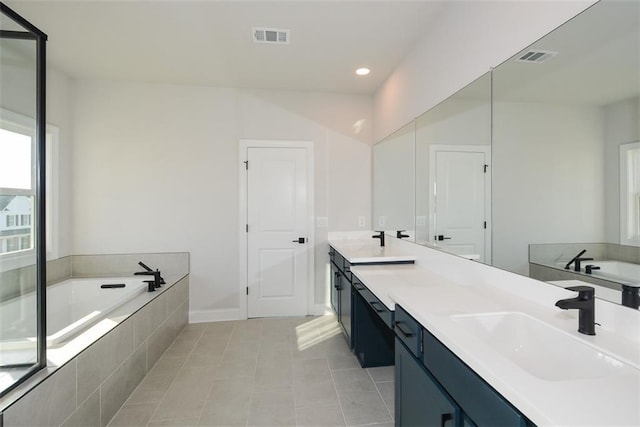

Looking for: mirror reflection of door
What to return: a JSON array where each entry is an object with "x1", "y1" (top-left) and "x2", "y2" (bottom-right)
[{"x1": 429, "y1": 145, "x2": 491, "y2": 262}]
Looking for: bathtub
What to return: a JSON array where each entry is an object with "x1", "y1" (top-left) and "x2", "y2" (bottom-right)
[
  {"x1": 0, "y1": 277, "x2": 148, "y2": 349},
  {"x1": 583, "y1": 261, "x2": 640, "y2": 287}
]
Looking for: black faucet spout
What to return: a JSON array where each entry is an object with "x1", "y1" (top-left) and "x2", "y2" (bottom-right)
[
  {"x1": 555, "y1": 285, "x2": 596, "y2": 335},
  {"x1": 396, "y1": 230, "x2": 410, "y2": 239},
  {"x1": 135, "y1": 270, "x2": 162, "y2": 292},
  {"x1": 372, "y1": 231, "x2": 385, "y2": 247}
]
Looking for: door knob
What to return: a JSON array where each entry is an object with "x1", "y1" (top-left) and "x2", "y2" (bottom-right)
[
  {"x1": 436, "y1": 235, "x2": 451, "y2": 241},
  {"x1": 292, "y1": 237, "x2": 306, "y2": 244}
]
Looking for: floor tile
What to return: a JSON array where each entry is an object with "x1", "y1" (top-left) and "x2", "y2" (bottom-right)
[
  {"x1": 295, "y1": 404, "x2": 346, "y2": 426},
  {"x1": 294, "y1": 380, "x2": 339, "y2": 408},
  {"x1": 126, "y1": 374, "x2": 174, "y2": 404},
  {"x1": 338, "y1": 390, "x2": 393, "y2": 426},
  {"x1": 368, "y1": 366, "x2": 394, "y2": 383},
  {"x1": 332, "y1": 368, "x2": 377, "y2": 394}
]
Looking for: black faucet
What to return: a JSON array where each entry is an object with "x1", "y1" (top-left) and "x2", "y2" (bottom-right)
[
  {"x1": 136, "y1": 261, "x2": 166, "y2": 285},
  {"x1": 585, "y1": 265, "x2": 600, "y2": 274},
  {"x1": 564, "y1": 249, "x2": 587, "y2": 270},
  {"x1": 555, "y1": 285, "x2": 596, "y2": 335},
  {"x1": 573, "y1": 257, "x2": 594, "y2": 272},
  {"x1": 135, "y1": 270, "x2": 162, "y2": 292},
  {"x1": 396, "y1": 230, "x2": 410, "y2": 239},
  {"x1": 372, "y1": 231, "x2": 385, "y2": 247}
]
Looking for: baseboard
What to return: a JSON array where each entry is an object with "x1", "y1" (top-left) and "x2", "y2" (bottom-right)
[
  {"x1": 314, "y1": 303, "x2": 332, "y2": 316},
  {"x1": 189, "y1": 308, "x2": 241, "y2": 323}
]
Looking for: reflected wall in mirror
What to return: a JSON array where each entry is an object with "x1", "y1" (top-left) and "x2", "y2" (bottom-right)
[
  {"x1": 373, "y1": 122, "x2": 415, "y2": 240},
  {"x1": 415, "y1": 73, "x2": 491, "y2": 262},
  {"x1": 492, "y1": 0, "x2": 640, "y2": 307}
]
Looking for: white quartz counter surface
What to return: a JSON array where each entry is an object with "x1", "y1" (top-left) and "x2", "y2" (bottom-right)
[
  {"x1": 329, "y1": 237, "x2": 416, "y2": 264},
  {"x1": 352, "y1": 264, "x2": 640, "y2": 426}
]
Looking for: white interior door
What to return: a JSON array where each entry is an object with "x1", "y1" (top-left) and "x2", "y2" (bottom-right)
[
  {"x1": 430, "y1": 146, "x2": 490, "y2": 262},
  {"x1": 247, "y1": 146, "x2": 309, "y2": 317}
]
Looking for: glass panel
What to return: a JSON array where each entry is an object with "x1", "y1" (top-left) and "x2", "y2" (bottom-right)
[{"x1": 0, "y1": 6, "x2": 42, "y2": 396}]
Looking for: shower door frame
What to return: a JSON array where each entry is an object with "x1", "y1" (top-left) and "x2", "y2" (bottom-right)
[{"x1": 0, "y1": 2, "x2": 48, "y2": 397}]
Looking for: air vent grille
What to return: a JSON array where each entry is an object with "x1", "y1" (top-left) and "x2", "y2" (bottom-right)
[
  {"x1": 253, "y1": 27, "x2": 290, "y2": 44},
  {"x1": 516, "y1": 50, "x2": 558, "y2": 64}
]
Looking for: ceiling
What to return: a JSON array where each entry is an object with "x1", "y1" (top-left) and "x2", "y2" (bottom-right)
[{"x1": 4, "y1": 0, "x2": 447, "y2": 95}]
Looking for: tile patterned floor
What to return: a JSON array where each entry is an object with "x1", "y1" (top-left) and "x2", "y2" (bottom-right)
[{"x1": 107, "y1": 315, "x2": 394, "y2": 427}]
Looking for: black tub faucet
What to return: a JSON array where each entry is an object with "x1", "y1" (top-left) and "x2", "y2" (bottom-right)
[
  {"x1": 396, "y1": 230, "x2": 410, "y2": 239},
  {"x1": 585, "y1": 265, "x2": 600, "y2": 274},
  {"x1": 564, "y1": 249, "x2": 587, "y2": 270},
  {"x1": 135, "y1": 270, "x2": 162, "y2": 292},
  {"x1": 372, "y1": 231, "x2": 385, "y2": 247},
  {"x1": 555, "y1": 285, "x2": 596, "y2": 335},
  {"x1": 136, "y1": 261, "x2": 166, "y2": 285}
]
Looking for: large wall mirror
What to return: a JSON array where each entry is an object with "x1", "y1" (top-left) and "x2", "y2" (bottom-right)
[
  {"x1": 373, "y1": 122, "x2": 415, "y2": 239},
  {"x1": 415, "y1": 73, "x2": 491, "y2": 262},
  {"x1": 372, "y1": 0, "x2": 639, "y2": 309}
]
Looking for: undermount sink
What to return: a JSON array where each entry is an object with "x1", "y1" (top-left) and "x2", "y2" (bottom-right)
[{"x1": 451, "y1": 312, "x2": 634, "y2": 381}]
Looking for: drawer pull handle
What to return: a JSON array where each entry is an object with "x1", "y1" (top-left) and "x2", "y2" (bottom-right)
[
  {"x1": 370, "y1": 301, "x2": 385, "y2": 313},
  {"x1": 395, "y1": 321, "x2": 414, "y2": 337},
  {"x1": 354, "y1": 284, "x2": 365, "y2": 291},
  {"x1": 440, "y1": 413, "x2": 453, "y2": 427}
]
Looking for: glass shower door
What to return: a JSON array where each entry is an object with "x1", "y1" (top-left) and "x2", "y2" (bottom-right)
[{"x1": 0, "y1": 3, "x2": 47, "y2": 397}]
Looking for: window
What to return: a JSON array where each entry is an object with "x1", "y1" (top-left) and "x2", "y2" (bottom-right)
[
  {"x1": 620, "y1": 141, "x2": 640, "y2": 247},
  {"x1": 1, "y1": 112, "x2": 59, "y2": 266}
]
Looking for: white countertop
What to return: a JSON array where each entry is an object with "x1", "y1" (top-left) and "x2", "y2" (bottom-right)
[
  {"x1": 329, "y1": 236, "x2": 416, "y2": 264},
  {"x1": 349, "y1": 260, "x2": 640, "y2": 426}
]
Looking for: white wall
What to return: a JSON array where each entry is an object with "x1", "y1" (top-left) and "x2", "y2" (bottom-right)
[
  {"x1": 373, "y1": 0, "x2": 596, "y2": 142},
  {"x1": 492, "y1": 101, "x2": 604, "y2": 275},
  {"x1": 70, "y1": 80, "x2": 372, "y2": 320}
]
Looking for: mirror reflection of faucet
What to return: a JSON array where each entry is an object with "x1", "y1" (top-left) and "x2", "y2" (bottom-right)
[{"x1": 396, "y1": 230, "x2": 410, "y2": 239}]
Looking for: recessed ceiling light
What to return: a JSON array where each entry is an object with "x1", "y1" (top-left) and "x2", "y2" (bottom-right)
[{"x1": 355, "y1": 68, "x2": 370, "y2": 76}]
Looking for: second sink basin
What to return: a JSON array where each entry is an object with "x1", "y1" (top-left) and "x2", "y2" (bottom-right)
[{"x1": 451, "y1": 312, "x2": 633, "y2": 381}]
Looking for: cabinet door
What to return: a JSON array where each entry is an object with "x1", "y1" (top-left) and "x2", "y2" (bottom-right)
[
  {"x1": 339, "y1": 278, "x2": 352, "y2": 342},
  {"x1": 395, "y1": 338, "x2": 459, "y2": 427},
  {"x1": 330, "y1": 263, "x2": 340, "y2": 314}
]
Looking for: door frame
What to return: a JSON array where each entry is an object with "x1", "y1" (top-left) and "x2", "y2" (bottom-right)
[
  {"x1": 239, "y1": 139, "x2": 315, "y2": 319},
  {"x1": 428, "y1": 144, "x2": 492, "y2": 263}
]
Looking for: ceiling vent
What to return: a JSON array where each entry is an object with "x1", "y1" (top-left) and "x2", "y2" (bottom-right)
[
  {"x1": 516, "y1": 50, "x2": 558, "y2": 64},
  {"x1": 253, "y1": 27, "x2": 290, "y2": 44}
]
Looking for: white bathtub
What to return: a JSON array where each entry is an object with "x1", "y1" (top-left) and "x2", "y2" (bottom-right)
[
  {"x1": 583, "y1": 260, "x2": 640, "y2": 287},
  {"x1": 0, "y1": 277, "x2": 148, "y2": 348}
]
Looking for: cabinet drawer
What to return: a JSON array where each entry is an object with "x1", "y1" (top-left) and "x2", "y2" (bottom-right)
[
  {"x1": 394, "y1": 305, "x2": 422, "y2": 358},
  {"x1": 422, "y1": 328, "x2": 528, "y2": 427},
  {"x1": 354, "y1": 282, "x2": 392, "y2": 329}
]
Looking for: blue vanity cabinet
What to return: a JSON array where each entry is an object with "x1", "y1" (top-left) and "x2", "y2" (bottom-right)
[
  {"x1": 329, "y1": 247, "x2": 352, "y2": 347},
  {"x1": 352, "y1": 277, "x2": 395, "y2": 367},
  {"x1": 395, "y1": 337, "x2": 460, "y2": 427},
  {"x1": 394, "y1": 305, "x2": 533, "y2": 427}
]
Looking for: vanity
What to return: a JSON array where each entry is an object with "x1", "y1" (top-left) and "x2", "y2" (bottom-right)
[
  {"x1": 328, "y1": 234, "x2": 415, "y2": 367},
  {"x1": 332, "y1": 232, "x2": 640, "y2": 426}
]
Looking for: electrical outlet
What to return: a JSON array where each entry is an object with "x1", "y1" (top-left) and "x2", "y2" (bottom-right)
[
  {"x1": 378, "y1": 216, "x2": 386, "y2": 227},
  {"x1": 358, "y1": 216, "x2": 366, "y2": 227},
  {"x1": 416, "y1": 216, "x2": 427, "y2": 227},
  {"x1": 316, "y1": 217, "x2": 328, "y2": 228}
]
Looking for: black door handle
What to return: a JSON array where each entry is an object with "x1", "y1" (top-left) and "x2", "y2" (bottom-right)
[
  {"x1": 436, "y1": 235, "x2": 451, "y2": 241},
  {"x1": 292, "y1": 237, "x2": 306, "y2": 244},
  {"x1": 394, "y1": 321, "x2": 414, "y2": 337}
]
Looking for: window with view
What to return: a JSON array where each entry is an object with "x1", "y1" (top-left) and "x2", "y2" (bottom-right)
[{"x1": 0, "y1": 125, "x2": 34, "y2": 257}]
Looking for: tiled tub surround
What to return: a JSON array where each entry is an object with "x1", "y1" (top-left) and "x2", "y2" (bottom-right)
[
  {"x1": 0, "y1": 253, "x2": 189, "y2": 426},
  {"x1": 0, "y1": 252, "x2": 190, "y2": 303}
]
